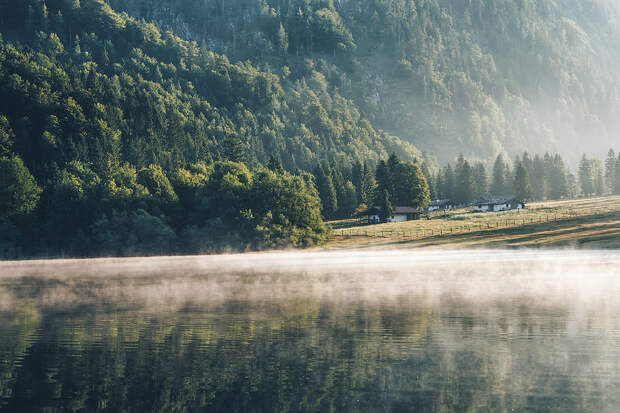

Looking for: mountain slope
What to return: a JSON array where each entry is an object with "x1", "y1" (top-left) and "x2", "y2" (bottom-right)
[
  {"x1": 0, "y1": 0, "x2": 422, "y2": 182},
  {"x1": 108, "y1": 0, "x2": 620, "y2": 164}
]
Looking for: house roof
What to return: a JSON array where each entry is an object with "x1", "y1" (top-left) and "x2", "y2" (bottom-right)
[
  {"x1": 369, "y1": 206, "x2": 422, "y2": 214},
  {"x1": 393, "y1": 206, "x2": 422, "y2": 214},
  {"x1": 476, "y1": 197, "x2": 523, "y2": 205},
  {"x1": 430, "y1": 199, "x2": 452, "y2": 206}
]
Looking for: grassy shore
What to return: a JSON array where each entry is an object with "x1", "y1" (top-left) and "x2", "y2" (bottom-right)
[{"x1": 325, "y1": 196, "x2": 620, "y2": 249}]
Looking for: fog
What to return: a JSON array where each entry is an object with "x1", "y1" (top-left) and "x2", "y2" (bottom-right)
[
  {"x1": 2, "y1": 250, "x2": 620, "y2": 412},
  {"x1": 1, "y1": 250, "x2": 619, "y2": 312}
]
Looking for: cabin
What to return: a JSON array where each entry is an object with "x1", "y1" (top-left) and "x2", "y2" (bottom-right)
[
  {"x1": 368, "y1": 206, "x2": 422, "y2": 224},
  {"x1": 428, "y1": 199, "x2": 454, "y2": 212},
  {"x1": 474, "y1": 198, "x2": 525, "y2": 213}
]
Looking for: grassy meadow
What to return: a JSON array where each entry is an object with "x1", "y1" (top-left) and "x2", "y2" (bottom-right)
[{"x1": 325, "y1": 196, "x2": 620, "y2": 249}]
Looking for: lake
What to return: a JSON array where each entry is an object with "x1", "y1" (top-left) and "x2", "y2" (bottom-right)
[{"x1": 1, "y1": 250, "x2": 620, "y2": 412}]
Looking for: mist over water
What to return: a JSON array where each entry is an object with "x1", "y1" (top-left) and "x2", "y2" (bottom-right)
[{"x1": 1, "y1": 250, "x2": 620, "y2": 412}]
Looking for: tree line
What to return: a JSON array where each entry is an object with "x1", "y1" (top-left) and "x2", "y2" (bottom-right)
[
  {"x1": 432, "y1": 149, "x2": 620, "y2": 205},
  {"x1": 0, "y1": 153, "x2": 329, "y2": 258},
  {"x1": 309, "y1": 148, "x2": 620, "y2": 224},
  {"x1": 310, "y1": 153, "x2": 431, "y2": 221}
]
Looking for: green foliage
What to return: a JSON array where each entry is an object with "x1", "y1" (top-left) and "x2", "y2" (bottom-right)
[
  {"x1": 547, "y1": 154, "x2": 569, "y2": 200},
  {"x1": 338, "y1": 181, "x2": 358, "y2": 218},
  {"x1": 579, "y1": 154, "x2": 595, "y2": 196},
  {"x1": 249, "y1": 169, "x2": 327, "y2": 247},
  {"x1": 439, "y1": 151, "x2": 573, "y2": 202},
  {"x1": 311, "y1": 8, "x2": 356, "y2": 54},
  {"x1": 491, "y1": 155, "x2": 511, "y2": 196},
  {"x1": 378, "y1": 189, "x2": 393, "y2": 222},
  {"x1": 0, "y1": 155, "x2": 41, "y2": 217},
  {"x1": 0, "y1": 217, "x2": 21, "y2": 258},
  {"x1": 372, "y1": 153, "x2": 430, "y2": 209},
  {"x1": 91, "y1": 209, "x2": 176, "y2": 256},
  {"x1": 374, "y1": 160, "x2": 391, "y2": 204},
  {"x1": 45, "y1": 161, "x2": 102, "y2": 249},
  {"x1": 0, "y1": 115, "x2": 15, "y2": 157},
  {"x1": 454, "y1": 154, "x2": 475, "y2": 205},
  {"x1": 137, "y1": 164, "x2": 178, "y2": 203},
  {"x1": 102, "y1": 0, "x2": 620, "y2": 162},
  {"x1": 513, "y1": 163, "x2": 533, "y2": 201},
  {"x1": 437, "y1": 164, "x2": 455, "y2": 200},
  {"x1": 313, "y1": 163, "x2": 338, "y2": 219},
  {"x1": 223, "y1": 135, "x2": 245, "y2": 163},
  {"x1": 605, "y1": 149, "x2": 616, "y2": 194},
  {"x1": 0, "y1": 0, "x2": 420, "y2": 182},
  {"x1": 392, "y1": 161, "x2": 430, "y2": 209},
  {"x1": 473, "y1": 162, "x2": 488, "y2": 200}
]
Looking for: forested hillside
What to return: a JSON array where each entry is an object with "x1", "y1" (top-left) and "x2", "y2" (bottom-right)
[
  {"x1": 0, "y1": 0, "x2": 427, "y2": 257},
  {"x1": 0, "y1": 0, "x2": 421, "y2": 175},
  {"x1": 109, "y1": 0, "x2": 620, "y2": 163},
  {"x1": 1, "y1": 0, "x2": 619, "y2": 258}
]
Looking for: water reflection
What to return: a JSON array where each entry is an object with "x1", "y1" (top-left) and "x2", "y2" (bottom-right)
[{"x1": 1, "y1": 251, "x2": 620, "y2": 412}]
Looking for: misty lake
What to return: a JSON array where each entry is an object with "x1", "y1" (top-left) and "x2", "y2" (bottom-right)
[{"x1": 1, "y1": 250, "x2": 620, "y2": 412}]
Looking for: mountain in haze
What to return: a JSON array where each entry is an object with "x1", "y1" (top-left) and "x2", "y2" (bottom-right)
[{"x1": 109, "y1": 0, "x2": 620, "y2": 165}]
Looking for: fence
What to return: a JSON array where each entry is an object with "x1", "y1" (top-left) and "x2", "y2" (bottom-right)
[{"x1": 331, "y1": 206, "x2": 619, "y2": 241}]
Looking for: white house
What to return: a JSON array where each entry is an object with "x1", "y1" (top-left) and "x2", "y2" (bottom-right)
[
  {"x1": 368, "y1": 206, "x2": 422, "y2": 224},
  {"x1": 428, "y1": 199, "x2": 454, "y2": 212},
  {"x1": 474, "y1": 198, "x2": 525, "y2": 213}
]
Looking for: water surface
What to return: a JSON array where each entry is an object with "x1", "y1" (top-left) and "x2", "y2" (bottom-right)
[{"x1": 1, "y1": 250, "x2": 620, "y2": 412}]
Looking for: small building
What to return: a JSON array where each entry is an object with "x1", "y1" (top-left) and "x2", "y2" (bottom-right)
[
  {"x1": 368, "y1": 206, "x2": 422, "y2": 224},
  {"x1": 474, "y1": 198, "x2": 525, "y2": 213},
  {"x1": 428, "y1": 199, "x2": 454, "y2": 212}
]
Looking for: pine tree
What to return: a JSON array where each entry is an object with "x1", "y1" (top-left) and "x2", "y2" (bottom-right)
[
  {"x1": 378, "y1": 189, "x2": 392, "y2": 222},
  {"x1": 223, "y1": 135, "x2": 245, "y2": 163},
  {"x1": 440, "y1": 164, "x2": 454, "y2": 200},
  {"x1": 435, "y1": 171, "x2": 445, "y2": 200},
  {"x1": 605, "y1": 149, "x2": 616, "y2": 194},
  {"x1": 0, "y1": 155, "x2": 42, "y2": 217},
  {"x1": 521, "y1": 152, "x2": 533, "y2": 176},
  {"x1": 578, "y1": 154, "x2": 594, "y2": 196},
  {"x1": 592, "y1": 158, "x2": 605, "y2": 196},
  {"x1": 359, "y1": 163, "x2": 376, "y2": 206},
  {"x1": 548, "y1": 154, "x2": 568, "y2": 200},
  {"x1": 374, "y1": 160, "x2": 391, "y2": 204},
  {"x1": 0, "y1": 115, "x2": 15, "y2": 157},
  {"x1": 454, "y1": 154, "x2": 475, "y2": 205},
  {"x1": 277, "y1": 23, "x2": 288, "y2": 55},
  {"x1": 339, "y1": 181, "x2": 358, "y2": 218},
  {"x1": 386, "y1": 152, "x2": 400, "y2": 195},
  {"x1": 513, "y1": 163, "x2": 532, "y2": 201},
  {"x1": 491, "y1": 155, "x2": 507, "y2": 196},
  {"x1": 313, "y1": 163, "x2": 337, "y2": 219},
  {"x1": 267, "y1": 155, "x2": 283, "y2": 173},
  {"x1": 473, "y1": 162, "x2": 488, "y2": 200},
  {"x1": 567, "y1": 171, "x2": 578, "y2": 199},
  {"x1": 351, "y1": 161, "x2": 363, "y2": 202},
  {"x1": 530, "y1": 154, "x2": 547, "y2": 200}
]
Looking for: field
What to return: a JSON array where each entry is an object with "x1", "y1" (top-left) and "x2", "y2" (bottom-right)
[{"x1": 325, "y1": 196, "x2": 620, "y2": 249}]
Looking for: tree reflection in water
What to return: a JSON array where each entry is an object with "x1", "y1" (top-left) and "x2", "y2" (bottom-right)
[{"x1": 1, "y1": 251, "x2": 620, "y2": 412}]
